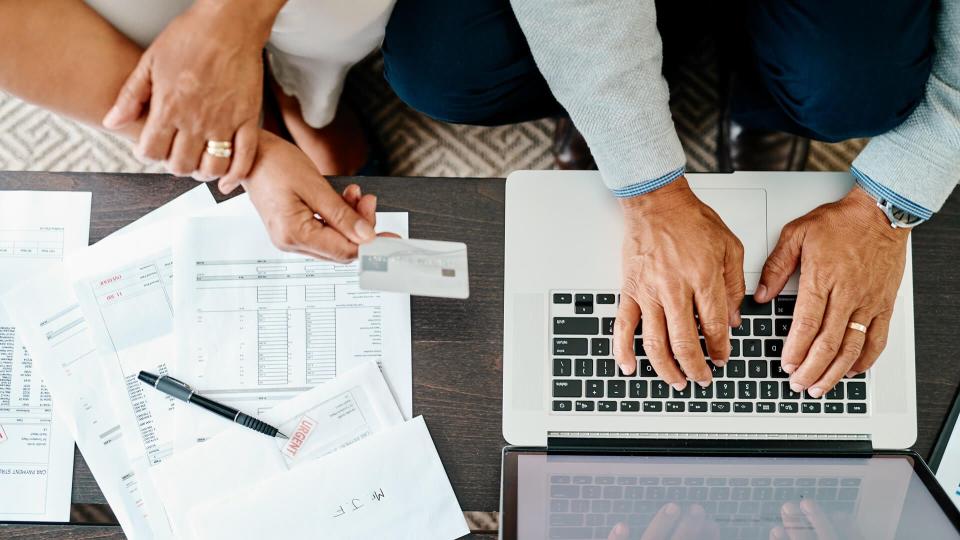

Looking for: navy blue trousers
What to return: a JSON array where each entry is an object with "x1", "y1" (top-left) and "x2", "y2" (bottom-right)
[{"x1": 381, "y1": 0, "x2": 935, "y2": 142}]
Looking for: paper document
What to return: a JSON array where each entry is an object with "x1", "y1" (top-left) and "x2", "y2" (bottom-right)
[
  {"x1": 0, "y1": 191, "x2": 90, "y2": 522},
  {"x1": 172, "y1": 211, "x2": 411, "y2": 448},
  {"x1": 150, "y1": 361, "x2": 404, "y2": 538},
  {"x1": 191, "y1": 416, "x2": 469, "y2": 540},
  {"x1": 1, "y1": 185, "x2": 217, "y2": 536}
]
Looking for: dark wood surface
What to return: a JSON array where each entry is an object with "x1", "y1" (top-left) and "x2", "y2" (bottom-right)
[{"x1": 0, "y1": 171, "x2": 957, "y2": 539}]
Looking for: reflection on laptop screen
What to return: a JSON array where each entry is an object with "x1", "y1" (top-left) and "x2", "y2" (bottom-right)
[{"x1": 516, "y1": 454, "x2": 958, "y2": 540}]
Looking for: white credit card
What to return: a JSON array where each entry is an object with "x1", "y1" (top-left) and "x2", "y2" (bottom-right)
[{"x1": 358, "y1": 237, "x2": 469, "y2": 299}]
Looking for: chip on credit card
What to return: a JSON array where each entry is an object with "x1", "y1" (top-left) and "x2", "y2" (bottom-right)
[{"x1": 358, "y1": 237, "x2": 469, "y2": 299}]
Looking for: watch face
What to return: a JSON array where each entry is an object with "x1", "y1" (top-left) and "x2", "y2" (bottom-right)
[{"x1": 880, "y1": 199, "x2": 925, "y2": 228}]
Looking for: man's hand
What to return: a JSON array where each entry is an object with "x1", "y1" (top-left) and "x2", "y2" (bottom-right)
[
  {"x1": 102, "y1": 0, "x2": 284, "y2": 186},
  {"x1": 755, "y1": 186, "x2": 909, "y2": 397},
  {"x1": 615, "y1": 177, "x2": 745, "y2": 390},
  {"x1": 770, "y1": 500, "x2": 864, "y2": 540},
  {"x1": 242, "y1": 132, "x2": 380, "y2": 261}
]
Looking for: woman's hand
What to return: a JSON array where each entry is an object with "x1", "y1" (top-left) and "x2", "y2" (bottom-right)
[
  {"x1": 102, "y1": 0, "x2": 285, "y2": 185},
  {"x1": 242, "y1": 131, "x2": 385, "y2": 261}
]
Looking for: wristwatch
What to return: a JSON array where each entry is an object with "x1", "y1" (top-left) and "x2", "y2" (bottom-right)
[{"x1": 875, "y1": 196, "x2": 926, "y2": 229}]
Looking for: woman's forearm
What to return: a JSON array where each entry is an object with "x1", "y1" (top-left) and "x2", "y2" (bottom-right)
[{"x1": 0, "y1": 0, "x2": 144, "y2": 140}]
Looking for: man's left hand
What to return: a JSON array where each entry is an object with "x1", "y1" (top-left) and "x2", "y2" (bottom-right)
[{"x1": 754, "y1": 186, "x2": 910, "y2": 397}]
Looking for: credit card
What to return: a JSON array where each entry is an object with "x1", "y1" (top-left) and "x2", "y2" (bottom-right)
[{"x1": 358, "y1": 237, "x2": 469, "y2": 299}]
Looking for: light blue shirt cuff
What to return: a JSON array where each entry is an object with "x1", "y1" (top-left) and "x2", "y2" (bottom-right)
[
  {"x1": 610, "y1": 167, "x2": 685, "y2": 198},
  {"x1": 850, "y1": 166, "x2": 934, "y2": 220}
]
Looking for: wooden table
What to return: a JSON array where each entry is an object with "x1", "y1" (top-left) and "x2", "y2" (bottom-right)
[{"x1": 0, "y1": 171, "x2": 957, "y2": 539}]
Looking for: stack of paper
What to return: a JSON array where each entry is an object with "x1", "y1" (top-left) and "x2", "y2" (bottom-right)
[{"x1": 0, "y1": 187, "x2": 454, "y2": 539}]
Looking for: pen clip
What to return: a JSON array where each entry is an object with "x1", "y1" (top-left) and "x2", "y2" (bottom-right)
[{"x1": 158, "y1": 375, "x2": 191, "y2": 391}]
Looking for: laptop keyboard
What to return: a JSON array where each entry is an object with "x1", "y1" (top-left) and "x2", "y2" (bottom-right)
[
  {"x1": 548, "y1": 473, "x2": 861, "y2": 539},
  {"x1": 551, "y1": 291, "x2": 869, "y2": 416}
]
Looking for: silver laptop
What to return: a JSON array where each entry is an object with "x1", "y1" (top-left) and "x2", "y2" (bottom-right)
[{"x1": 502, "y1": 171, "x2": 916, "y2": 449}]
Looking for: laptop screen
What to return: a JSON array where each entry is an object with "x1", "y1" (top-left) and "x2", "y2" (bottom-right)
[{"x1": 503, "y1": 451, "x2": 960, "y2": 540}]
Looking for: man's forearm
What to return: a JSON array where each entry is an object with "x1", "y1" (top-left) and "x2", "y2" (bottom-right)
[{"x1": 509, "y1": 0, "x2": 684, "y2": 193}]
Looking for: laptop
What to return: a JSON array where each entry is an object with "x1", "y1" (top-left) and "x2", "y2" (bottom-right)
[{"x1": 500, "y1": 171, "x2": 945, "y2": 538}]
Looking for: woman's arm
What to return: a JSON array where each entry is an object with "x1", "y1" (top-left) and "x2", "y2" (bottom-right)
[{"x1": 0, "y1": 0, "x2": 380, "y2": 261}]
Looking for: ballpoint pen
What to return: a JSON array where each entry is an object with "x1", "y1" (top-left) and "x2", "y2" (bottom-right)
[{"x1": 138, "y1": 371, "x2": 288, "y2": 439}]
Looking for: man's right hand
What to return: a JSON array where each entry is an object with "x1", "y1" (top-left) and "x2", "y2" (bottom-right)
[
  {"x1": 242, "y1": 131, "x2": 380, "y2": 261},
  {"x1": 615, "y1": 177, "x2": 745, "y2": 390}
]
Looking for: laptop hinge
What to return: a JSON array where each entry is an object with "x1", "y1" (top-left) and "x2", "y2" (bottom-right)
[{"x1": 547, "y1": 432, "x2": 872, "y2": 456}]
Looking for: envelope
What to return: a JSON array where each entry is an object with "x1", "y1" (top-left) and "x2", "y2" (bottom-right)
[{"x1": 188, "y1": 416, "x2": 469, "y2": 540}]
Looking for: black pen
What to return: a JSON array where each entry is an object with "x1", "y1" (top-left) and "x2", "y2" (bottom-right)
[{"x1": 137, "y1": 371, "x2": 288, "y2": 439}]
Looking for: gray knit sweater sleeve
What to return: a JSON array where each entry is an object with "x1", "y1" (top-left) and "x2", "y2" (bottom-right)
[
  {"x1": 850, "y1": 1, "x2": 959, "y2": 218},
  {"x1": 509, "y1": 0, "x2": 685, "y2": 196}
]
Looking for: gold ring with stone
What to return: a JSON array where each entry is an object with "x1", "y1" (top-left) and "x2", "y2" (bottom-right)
[{"x1": 847, "y1": 322, "x2": 867, "y2": 333}]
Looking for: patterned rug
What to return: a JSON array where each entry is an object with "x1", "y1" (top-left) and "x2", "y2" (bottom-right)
[{"x1": 0, "y1": 56, "x2": 864, "y2": 178}]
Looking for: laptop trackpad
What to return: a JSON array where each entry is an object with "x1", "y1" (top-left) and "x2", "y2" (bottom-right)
[{"x1": 695, "y1": 188, "x2": 768, "y2": 280}]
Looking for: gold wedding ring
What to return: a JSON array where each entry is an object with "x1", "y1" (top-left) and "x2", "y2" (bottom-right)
[
  {"x1": 206, "y1": 140, "x2": 233, "y2": 159},
  {"x1": 847, "y1": 322, "x2": 868, "y2": 333}
]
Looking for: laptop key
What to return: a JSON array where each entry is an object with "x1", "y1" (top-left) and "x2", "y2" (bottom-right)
[
  {"x1": 775, "y1": 296, "x2": 796, "y2": 316},
  {"x1": 575, "y1": 293, "x2": 593, "y2": 304},
  {"x1": 695, "y1": 383, "x2": 713, "y2": 399},
  {"x1": 802, "y1": 403, "x2": 822, "y2": 413},
  {"x1": 741, "y1": 297, "x2": 772, "y2": 315},
  {"x1": 575, "y1": 400, "x2": 594, "y2": 411},
  {"x1": 711, "y1": 363, "x2": 725, "y2": 378},
  {"x1": 734, "y1": 402, "x2": 753, "y2": 413},
  {"x1": 781, "y1": 382, "x2": 801, "y2": 399},
  {"x1": 598, "y1": 401, "x2": 616, "y2": 412},
  {"x1": 753, "y1": 318, "x2": 773, "y2": 336},
  {"x1": 730, "y1": 339, "x2": 740, "y2": 358},
  {"x1": 643, "y1": 401, "x2": 663, "y2": 412},
  {"x1": 602, "y1": 317, "x2": 615, "y2": 335},
  {"x1": 666, "y1": 402, "x2": 685, "y2": 412},
  {"x1": 629, "y1": 380, "x2": 648, "y2": 398},
  {"x1": 848, "y1": 382, "x2": 866, "y2": 400},
  {"x1": 743, "y1": 340, "x2": 762, "y2": 357},
  {"x1": 552, "y1": 400, "x2": 572, "y2": 411},
  {"x1": 574, "y1": 304, "x2": 593, "y2": 314},
  {"x1": 757, "y1": 402, "x2": 776, "y2": 413},
  {"x1": 748, "y1": 360, "x2": 767, "y2": 378},
  {"x1": 770, "y1": 361, "x2": 789, "y2": 378},
  {"x1": 553, "y1": 358, "x2": 572, "y2": 376},
  {"x1": 775, "y1": 319, "x2": 792, "y2": 336},
  {"x1": 554, "y1": 338, "x2": 587, "y2": 355},
  {"x1": 586, "y1": 380, "x2": 604, "y2": 398},
  {"x1": 672, "y1": 385, "x2": 691, "y2": 398},
  {"x1": 764, "y1": 339, "x2": 783, "y2": 358},
  {"x1": 733, "y1": 319, "x2": 751, "y2": 336},
  {"x1": 779, "y1": 402, "x2": 799, "y2": 413},
  {"x1": 826, "y1": 384, "x2": 844, "y2": 400},
  {"x1": 760, "y1": 381, "x2": 778, "y2": 399},
  {"x1": 651, "y1": 380, "x2": 670, "y2": 398},
  {"x1": 548, "y1": 527, "x2": 593, "y2": 539},
  {"x1": 553, "y1": 380, "x2": 582, "y2": 397},
  {"x1": 553, "y1": 293, "x2": 572, "y2": 304},
  {"x1": 639, "y1": 358, "x2": 655, "y2": 377},
  {"x1": 620, "y1": 400, "x2": 640, "y2": 412},
  {"x1": 689, "y1": 401, "x2": 708, "y2": 412},
  {"x1": 716, "y1": 381, "x2": 735, "y2": 399},
  {"x1": 575, "y1": 358, "x2": 593, "y2": 377},
  {"x1": 825, "y1": 403, "x2": 843, "y2": 413},
  {"x1": 727, "y1": 360, "x2": 746, "y2": 378},
  {"x1": 554, "y1": 317, "x2": 599, "y2": 335},
  {"x1": 711, "y1": 402, "x2": 731, "y2": 413},
  {"x1": 608, "y1": 380, "x2": 626, "y2": 398},
  {"x1": 597, "y1": 294, "x2": 615, "y2": 304},
  {"x1": 634, "y1": 338, "x2": 645, "y2": 355},
  {"x1": 591, "y1": 338, "x2": 609, "y2": 356},
  {"x1": 597, "y1": 359, "x2": 616, "y2": 377},
  {"x1": 738, "y1": 381, "x2": 757, "y2": 399},
  {"x1": 847, "y1": 403, "x2": 867, "y2": 414}
]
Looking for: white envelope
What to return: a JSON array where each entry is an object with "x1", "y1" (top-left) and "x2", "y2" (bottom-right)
[{"x1": 188, "y1": 416, "x2": 469, "y2": 540}]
